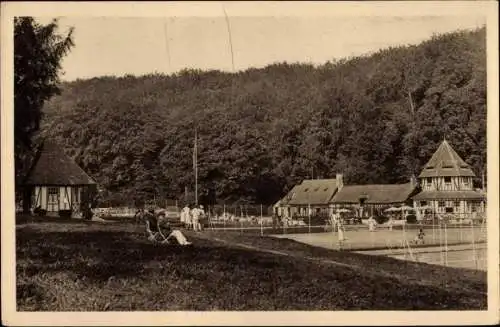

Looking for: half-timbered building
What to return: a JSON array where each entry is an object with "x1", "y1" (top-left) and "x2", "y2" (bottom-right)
[
  {"x1": 23, "y1": 140, "x2": 98, "y2": 218},
  {"x1": 412, "y1": 139, "x2": 485, "y2": 217}
]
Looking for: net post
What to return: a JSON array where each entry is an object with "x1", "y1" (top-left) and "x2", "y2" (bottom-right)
[
  {"x1": 471, "y1": 215, "x2": 477, "y2": 269},
  {"x1": 260, "y1": 204, "x2": 263, "y2": 237},
  {"x1": 308, "y1": 204, "x2": 311, "y2": 234}
]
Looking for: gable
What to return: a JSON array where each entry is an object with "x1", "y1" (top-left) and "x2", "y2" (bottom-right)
[
  {"x1": 419, "y1": 140, "x2": 475, "y2": 178},
  {"x1": 282, "y1": 179, "x2": 339, "y2": 206}
]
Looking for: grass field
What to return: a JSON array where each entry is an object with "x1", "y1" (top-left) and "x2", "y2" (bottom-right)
[{"x1": 16, "y1": 216, "x2": 486, "y2": 311}]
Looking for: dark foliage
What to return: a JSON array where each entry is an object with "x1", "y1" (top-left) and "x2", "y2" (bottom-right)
[
  {"x1": 406, "y1": 214, "x2": 417, "y2": 224},
  {"x1": 14, "y1": 17, "x2": 74, "y2": 185},
  {"x1": 39, "y1": 28, "x2": 486, "y2": 205},
  {"x1": 58, "y1": 210, "x2": 72, "y2": 218},
  {"x1": 374, "y1": 215, "x2": 390, "y2": 224}
]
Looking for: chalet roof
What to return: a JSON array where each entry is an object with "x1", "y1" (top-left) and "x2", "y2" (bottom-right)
[
  {"x1": 412, "y1": 190, "x2": 485, "y2": 201},
  {"x1": 331, "y1": 183, "x2": 416, "y2": 204},
  {"x1": 419, "y1": 140, "x2": 475, "y2": 178},
  {"x1": 24, "y1": 140, "x2": 97, "y2": 186},
  {"x1": 282, "y1": 178, "x2": 339, "y2": 206}
]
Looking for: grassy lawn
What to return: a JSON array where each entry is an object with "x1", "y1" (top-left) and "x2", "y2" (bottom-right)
[{"x1": 16, "y1": 217, "x2": 486, "y2": 311}]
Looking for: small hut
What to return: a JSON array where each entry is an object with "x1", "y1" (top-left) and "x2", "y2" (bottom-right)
[{"x1": 22, "y1": 140, "x2": 97, "y2": 218}]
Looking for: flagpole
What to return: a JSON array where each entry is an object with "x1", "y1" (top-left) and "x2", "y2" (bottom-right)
[{"x1": 194, "y1": 127, "x2": 198, "y2": 206}]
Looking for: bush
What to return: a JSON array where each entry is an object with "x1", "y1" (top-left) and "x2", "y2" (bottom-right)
[
  {"x1": 306, "y1": 215, "x2": 327, "y2": 226},
  {"x1": 374, "y1": 215, "x2": 389, "y2": 224},
  {"x1": 83, "y1": 208, "x2": 94, "y2": 220},
  {"x1": 406, "y1": 214, "x2": 417, "y2": 224},
  {"x1": 33, "y1": 207, "x2": 47, "y2": 216},
  {"x1": 58, "y1": 210, "x2": 72, "y2": 218}
]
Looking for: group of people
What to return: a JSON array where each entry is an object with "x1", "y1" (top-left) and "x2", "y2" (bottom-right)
[{"x1": 180, "y1": 204, "x2": 206, "y2": 231}]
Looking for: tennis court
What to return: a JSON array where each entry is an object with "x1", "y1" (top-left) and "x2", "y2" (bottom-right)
[{"x1": 272, "y1": 225, "x2": 487, "y2": 270}]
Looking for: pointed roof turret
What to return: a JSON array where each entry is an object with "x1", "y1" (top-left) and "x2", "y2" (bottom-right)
[
  {"x1": 419, "y1": 139, "x2": 475, "y2": 178},
  {"x1": 24, "y1": 139, "x2": 97, "y2": 186}
]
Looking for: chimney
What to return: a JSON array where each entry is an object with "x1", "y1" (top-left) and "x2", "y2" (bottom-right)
[
  {"x1": 410, "y1": 174, "x2": 417, "y2": 188},
  {"x1": 336, "y1": 173, "x2": 343, "y2": 190}
]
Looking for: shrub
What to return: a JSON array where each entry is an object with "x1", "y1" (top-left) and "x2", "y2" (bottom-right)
[
  {"x1": 406, "y1": 214, "x2": 417, "y2": 224},
  {"x1": 58, "y1": 210, "x2": 72, "y2": 218},
  {"x1": 374, "y1": 215, "x2": 389, "y2": 224},
  {"x1": 83, "y1": 208, "x2": 94, "y2": 220},
  {"x1": 307, "y1": 215, "x2": 327, "y2": 226},
  {"x1": 33, "y1": 207, "x2": 47, "y2": 216}
]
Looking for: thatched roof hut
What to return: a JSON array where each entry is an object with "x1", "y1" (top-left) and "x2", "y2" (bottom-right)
[
  {"x1": 24, "y1": 140, "x2": 96, "y2": 186},
  {"x1": 22, "y1": 140, "x2": 97, "y2": 217}
]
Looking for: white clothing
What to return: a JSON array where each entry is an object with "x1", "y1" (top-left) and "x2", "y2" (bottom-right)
[
  {"x1": 180, "y1": 207, "x2": 190, "y2": 223},
  {"x1": 166, "y1": 230, "x2": 191, "y2": 245},
  {"x1": 338, "y1": 227, "x2": 346, "y2": 242},
  {"x1": 191, "y1": 208, "x2": 200, "y2": 231},
  {"x1": 368, "y1": 218, "x2": 376, "y2": 232}
]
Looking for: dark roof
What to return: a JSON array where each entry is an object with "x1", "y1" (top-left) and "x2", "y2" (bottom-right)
[
  {"x1": 412, "y1": 190, "x2": 485, "y2": 201},
  {"x1": 419, "y1": 140, "x2": 475, "y2": 178},
  {"x1": 24, "y1": 140, "x2": 97, "y2": 186},
  {"x1": 282, "y1": 178, "x2": 339, "y2": 206},
  {"x1": 331, "y1": 183, "x2": 416, "y2": 204},
  {"x1": 280, "y1": 185, "x2": 300, "y2": 206}
]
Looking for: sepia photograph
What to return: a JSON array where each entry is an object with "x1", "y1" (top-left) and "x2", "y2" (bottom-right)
[{"x1": 1, "y1": 1, "x2": 499, "y2": 326}]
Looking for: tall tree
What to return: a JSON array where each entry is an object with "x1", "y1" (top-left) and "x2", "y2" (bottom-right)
[{"x1": 14, "y1": 17, "x2": 74, "y2": 184}]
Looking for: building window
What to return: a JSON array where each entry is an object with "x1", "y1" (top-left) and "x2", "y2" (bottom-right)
[
  {"x1": 438, "y1": 201, "x2": 445, "y2": 207},
  {"x1": 444, "y1": 177, "x2": 451, "y2": 184},
  {"x1": 445, "y1": 207, "x2": 453, "y2": 213},
  {"x1": 426, "y1": 177, "x2": 432, "y2": 184},
  {"x1": 47, "y1": 187, "x2": 59, "y2": 212},
  {"x1": 48, "y1": 187, "x2": 58, "y2": 195},
  {"x1": 471, "y1": 202, "x2": 478, "y2": 212},
  {"x1": 420, "y1": 201, "x2": 427, "y2": 207},
  {"x1": 454, "y1": 200, "x2": 460, "y2": 208}
]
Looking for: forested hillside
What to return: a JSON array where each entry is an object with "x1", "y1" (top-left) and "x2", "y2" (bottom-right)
[{"x1": 39, "y1": 27, "x2": 486, "y2": 206}]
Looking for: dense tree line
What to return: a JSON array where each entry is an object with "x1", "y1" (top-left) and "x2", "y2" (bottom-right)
[{"x1": 39, "y1": 27, "x2": 486, "y2": 206}]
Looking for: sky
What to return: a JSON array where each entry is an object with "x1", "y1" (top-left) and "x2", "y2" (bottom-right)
[{"x1": 35, "y1": 13, "x2": 486, "y2": 81}]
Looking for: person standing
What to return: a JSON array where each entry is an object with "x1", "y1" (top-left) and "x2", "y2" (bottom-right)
[
  {"x1": 368, "y1": 216, "x2": 376, "y2": 232},
  {"x1": 181, "y1": 205, "x2": 190, "y2": 228},
  {"x1": 198, "y1": 205, "x2": 206, "y2": 231},
  {"x1": 338, "y1": 220, "x2": 347, "y2": 244},
  {"x1": 331, "y1": 212, "x2": 339, "y2": 232},
  {"x1": 191, "y1": 205, "x2": 200, "y2": 232}
]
